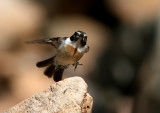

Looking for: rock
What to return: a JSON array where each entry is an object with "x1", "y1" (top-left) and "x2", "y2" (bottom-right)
[{"x1": 3, "y1": 77, "x2": 93, "y2": 113}]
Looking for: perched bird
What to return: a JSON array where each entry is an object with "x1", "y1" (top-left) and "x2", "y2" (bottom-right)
[{"x1": 26, "y1": 31, "x2": 89, "y2": 82}]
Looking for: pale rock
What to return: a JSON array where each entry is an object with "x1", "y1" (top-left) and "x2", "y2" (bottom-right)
[{"x1": 3, "y1": 77, "x2": 93, "y2": 113}]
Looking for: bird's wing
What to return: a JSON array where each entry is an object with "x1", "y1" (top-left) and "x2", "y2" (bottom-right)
[
  {"x1": 26, "y1": 37, "x2": 67, "y2": 48},
  {"x1": 36, "y1": 56, "x2": 56, "y2": 68}
]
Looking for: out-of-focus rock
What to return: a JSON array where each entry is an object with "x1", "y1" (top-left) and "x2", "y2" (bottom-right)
[{"x1": 3, "y1": 77, "x2": 93, "y2": 113}]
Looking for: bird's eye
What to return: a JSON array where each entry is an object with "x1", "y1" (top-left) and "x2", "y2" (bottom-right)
[
  {"x1": 70, "y1": 32, "x2": 79, "y2": 41},
  {"x1": 70, "y1": 35, "x2": 75, "y2": 41}
]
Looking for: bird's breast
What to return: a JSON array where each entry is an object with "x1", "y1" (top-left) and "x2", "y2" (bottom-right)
[
  {"x1": 65, "y1": 45, "x2": 83, "y2": 58},
  {"x1": 56, "y1": 44, "x2": 84, "y2": 65}
]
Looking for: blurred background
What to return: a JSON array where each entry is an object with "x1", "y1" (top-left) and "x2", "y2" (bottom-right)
[{"x1": 0, "y1": 0, "x2": 160, "y2": 113}]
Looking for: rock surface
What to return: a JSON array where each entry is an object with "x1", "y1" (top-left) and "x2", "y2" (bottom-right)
[{"x1": 3, "y1": 77, "x2": 93, "y2": 113}]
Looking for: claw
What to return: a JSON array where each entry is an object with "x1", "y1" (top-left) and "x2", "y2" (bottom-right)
[{"x1": 73, "y1": 62, "x2": 83, "y2": 71}]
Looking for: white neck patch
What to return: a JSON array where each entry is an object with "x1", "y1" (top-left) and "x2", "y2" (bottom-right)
[
  {"x1": 77, "y1": 47, "x2": 84, "y2": 52},
  {"x1": 65, "y1": 38, "x2": 76, "y2": 47}
]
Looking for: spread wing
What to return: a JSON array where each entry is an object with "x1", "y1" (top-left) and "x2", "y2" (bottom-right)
[{"x1": 26, "y1": 37, "x2": 67, "y2": 48}]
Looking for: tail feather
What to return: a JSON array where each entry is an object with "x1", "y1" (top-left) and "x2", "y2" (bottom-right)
[
  {"x1": 54, "y1": 67, "x2": 64, "y2": 82},
  {"x1": 44, "y1": 65, "x2": 55, "y2": 78},
  {"x1": 36, "y1": 56, "x2": 55, "y2": 67}
]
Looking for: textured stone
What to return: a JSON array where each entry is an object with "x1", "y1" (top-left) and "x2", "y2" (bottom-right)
[{"x1": 3, "y1": 77, "x2": 93, "y2": 113}]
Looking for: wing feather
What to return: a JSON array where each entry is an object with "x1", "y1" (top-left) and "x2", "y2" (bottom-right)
[{"x1": 26, "y1": 37, "x2": 67, "y2": 48}]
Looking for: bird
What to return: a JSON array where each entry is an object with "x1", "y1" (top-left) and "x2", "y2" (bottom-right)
[{"x1": 26, "y1": 31, "x2": 89, "y2": 82}]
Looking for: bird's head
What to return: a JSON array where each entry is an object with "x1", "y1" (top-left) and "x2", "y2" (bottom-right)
[{"x1": 70, "y1": 31, "x2": 87, "y2": 46}]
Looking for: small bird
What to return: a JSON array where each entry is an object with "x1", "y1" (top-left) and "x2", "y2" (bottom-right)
[{"x1": 26, "y1": 31, "x2": 89, "y2": 82}]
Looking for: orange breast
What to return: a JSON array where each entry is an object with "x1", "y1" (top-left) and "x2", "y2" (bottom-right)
[
  {"x1": 66, "y1": 45, "x2": 75, "y2": 55},
  {"x1": 66, "y1": 45, "x2": 83, "y2": 61}
]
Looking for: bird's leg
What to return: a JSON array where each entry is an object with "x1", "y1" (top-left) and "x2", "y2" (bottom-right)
[
  {"x1": 55, "y1": 61, "x2": 59, "y2": 70},
  {"x1": 72, "y1": 62, "x2": 83, "y2": 71}
]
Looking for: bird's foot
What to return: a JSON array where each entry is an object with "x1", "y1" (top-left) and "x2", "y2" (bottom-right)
[{"x1": 72, "y1": 62, "x2": 83, "y2": 71}]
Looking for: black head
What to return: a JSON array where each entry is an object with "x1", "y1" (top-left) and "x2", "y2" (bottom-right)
[{"x1": 70, "y1": 31, "x2": 87, "y2": 46}]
